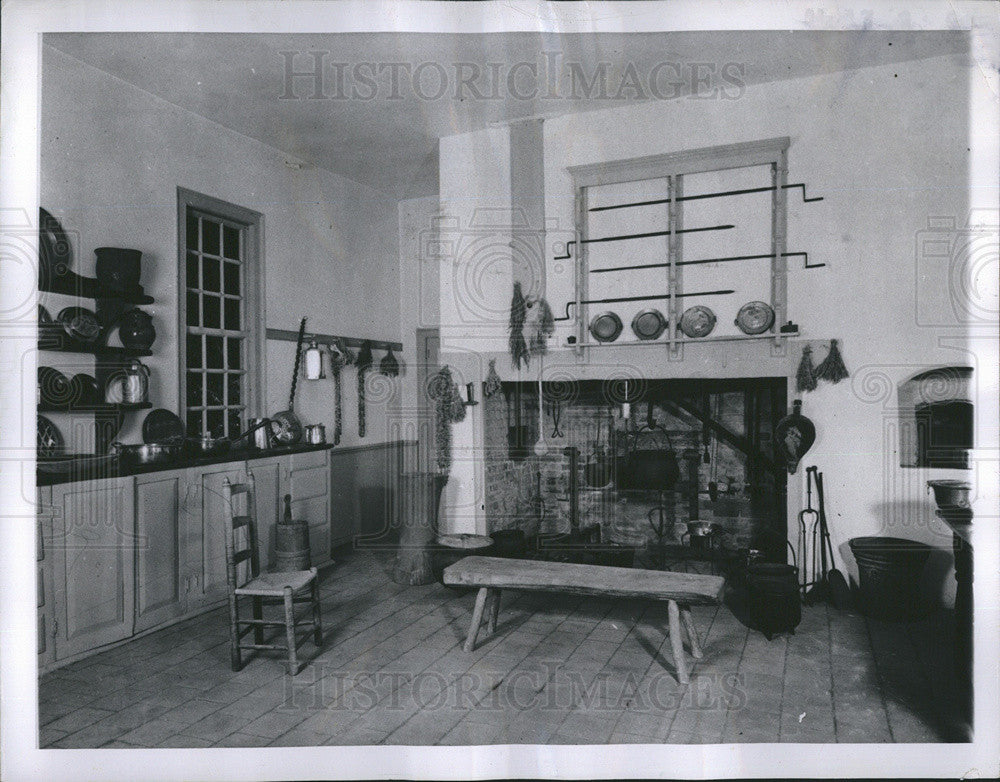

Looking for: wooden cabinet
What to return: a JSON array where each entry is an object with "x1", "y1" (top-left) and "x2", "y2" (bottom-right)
[
  {"x1": 133, "y1": 472, "x2": 186, "y2": 633},
  {"x1": 184, "y1": 463, "x2": 244, "y2": 612},
  {"x1": 37, "y1": 486, "x2": 55, "y2": 668},
  {"x1": 39, "y1": 447, "x2": 335, "y2": 670},
  {"x1": 50, "y1": 477, "x2": 135, "y2": 660},
  {"x1": 288, "y1": 449, "x2": 331, "y2": 567}
]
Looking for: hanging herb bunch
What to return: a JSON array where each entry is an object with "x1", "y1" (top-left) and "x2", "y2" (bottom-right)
[
  {"x1": 508, "y1": 282, "x2": 529, "y2": 370},
  {"x1": 329, "y1": 338, "x2": 353, "y2": 445},
  {"x1": 427, "y1": 365, "x2": 467, "y2": 474},
  {"x1": 356, "y1": 340, "x2": 373, "y2": 438}
]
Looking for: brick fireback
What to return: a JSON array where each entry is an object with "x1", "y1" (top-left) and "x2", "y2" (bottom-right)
[{"x1": 482, "y1": 380, "x2": 786, "y2": 555}]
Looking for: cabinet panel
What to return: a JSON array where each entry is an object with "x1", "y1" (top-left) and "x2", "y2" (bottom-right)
[
  {"x1": 51, "y1": 477, "x2": 135, "y2": 659},
  {"x1": 289, "y1": 450, "x2": 330, "y2": 566},
  {"x1": 289, "y1": 464, "x2": 327, "y2": 501},
  {"x1": 185, "y1": 465, "x2": 243, "y2": 611},
  {"x1": 134, "y1": 472, "x2": 186, "y2": 633},
  {"x1": 37, "y1": 487, "x2": 55, "y2": 668}
]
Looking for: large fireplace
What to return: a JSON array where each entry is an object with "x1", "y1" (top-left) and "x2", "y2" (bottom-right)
[{"x1": 482, "y1": 377, "x2": 788, "y2": 564}]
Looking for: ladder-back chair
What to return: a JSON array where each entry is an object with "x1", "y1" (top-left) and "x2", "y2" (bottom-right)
[{"x1": 222, "y1": 475, "x2": 322, "y2": 675}]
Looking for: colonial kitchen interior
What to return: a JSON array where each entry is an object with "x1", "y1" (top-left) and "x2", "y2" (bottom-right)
[{"x1": 34, "y1": 29, "x2": 982, "y2": 749}]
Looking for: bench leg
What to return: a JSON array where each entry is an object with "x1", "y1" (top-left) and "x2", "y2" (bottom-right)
[
  {"x1": 464, "y1": 587, "x2": 490, "y2": 652},
  {"x1": 680, "y1": 605, "x2": 703, "y2": 659},
  {"x1": 487, "y1": 589, "x2": 501, "y2": 635},
  {"x1": 667, "y1": 599, "x2": 689, "y2": 685}
]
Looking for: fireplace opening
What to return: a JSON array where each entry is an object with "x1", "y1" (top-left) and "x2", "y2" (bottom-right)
[{"x1": 482, "y1": 377, "x2": 788, "y2": 567}]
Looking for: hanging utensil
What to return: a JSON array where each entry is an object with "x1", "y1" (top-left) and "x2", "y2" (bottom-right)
[
  {"x1": 356, "y1": 340, "x2": 373, "y2": 438},
  {"x1": 533, "y1": 361, "x2": 548, "y2": 456},
  {"x1": 379, "y1": 346, "x2": 400, "y2": 377},
  {"x1": 549, "y1": 396, "x2": 564, "y2": 438},
  {"x1": 270, "y1": 317, "x2": 307, "y2": 445}
]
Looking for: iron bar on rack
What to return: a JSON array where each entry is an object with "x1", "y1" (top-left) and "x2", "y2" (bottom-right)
[
  {"x1": 587, "y1": 182, "x2": 823, "y2": 212},
  {"x1": 589, "y1": 251, "x2": 824, "y2": 273},
  {"x1": 582, "y1": 224, "x2": 733, "y2": 245}
]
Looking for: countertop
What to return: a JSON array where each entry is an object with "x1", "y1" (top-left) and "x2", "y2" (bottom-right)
[{"x1": 37, "y1": 442, "x2": 333, "y2": 486}]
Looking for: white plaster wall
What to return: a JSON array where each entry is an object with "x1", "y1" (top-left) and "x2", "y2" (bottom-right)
[
  {"x1": 40, "y1": 46, "x2": 401, "y2": 450},
  {"x1": 437, "y1": 52, "x2": 979, "y2": 604}
]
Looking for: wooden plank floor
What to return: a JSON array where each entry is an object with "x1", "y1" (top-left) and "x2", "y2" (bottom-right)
[{"x1": 38, "y1": 551, "x2": 969, "y2": 748}]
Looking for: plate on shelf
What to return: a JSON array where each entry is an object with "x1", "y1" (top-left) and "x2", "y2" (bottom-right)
[
  {"x1": 57, "y1": 306, "x2": 102, "y2": 343},
  {"x1": 734, "y1": 301, "x2": 775, "y2": 335},
  {"x1": 142, "y1": 408, "x2": 185, "y2": 444},
  {"x1": 38, "y1": 366, "x2": 73, "y2": 407},
  {"x1": 37, "y1": 415, "x2": 64, "y2": 458},
  {"x1": 679, "y1": 305, "x2": 717, "y2": 338}
]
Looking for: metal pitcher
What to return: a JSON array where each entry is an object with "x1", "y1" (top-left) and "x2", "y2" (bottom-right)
[
  {"x1": 121, "y1": 360, "x2": 150, "y2": 404},
  {"x1": 249, "y1": 417, "x2": 274, "y2": 451}
]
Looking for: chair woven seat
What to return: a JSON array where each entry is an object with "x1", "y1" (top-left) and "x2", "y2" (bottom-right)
[{"x1": 235, "y1": 569, "x2": 316, "y2": 597}]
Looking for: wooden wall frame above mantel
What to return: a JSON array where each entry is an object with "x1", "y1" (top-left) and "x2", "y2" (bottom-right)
[{"x1": 565, "y1": 137, "x2": 793, "y2": 356}]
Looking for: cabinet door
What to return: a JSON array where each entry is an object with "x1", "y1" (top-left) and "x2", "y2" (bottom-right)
[
  {"x1": 247, "y1": 458, "x2": 282, "y2": 571},
  {"x1": 51, "y1": 477, "x2": 135, "y2": 660},
  {"x1": 134, "y1": 472, "x2": 186, "y2": 633},
  {"x1": 184, "y1": 465, "x2": 243, "y2": 611},
  {"x1": 37, "y1": 486, "x2": 56, "y2": 669},
  {"x1": 288, "y1": 450, "x2": 331, "y2": 567}
]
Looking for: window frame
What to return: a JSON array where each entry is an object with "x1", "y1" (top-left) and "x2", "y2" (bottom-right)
[{"x1": 176, "y1": 187, "x2": 266, "y2": 437}]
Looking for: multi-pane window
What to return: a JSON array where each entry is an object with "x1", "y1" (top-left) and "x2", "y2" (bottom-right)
[{"x1": 184, "y1": 208, "x2": 248, "y2": 439}]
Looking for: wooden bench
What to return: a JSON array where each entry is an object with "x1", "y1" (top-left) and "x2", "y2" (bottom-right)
[{"x1": 443, "y1": 556, "x2": 725, "y2": 684}]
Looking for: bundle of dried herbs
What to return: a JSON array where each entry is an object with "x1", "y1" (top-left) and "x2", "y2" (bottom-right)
[
  {"x1": 508, "y1": 282, "x2": 529, "y2": 369},
  {"x1": 427, "y1": 366, "x2": 467, "y2": 473}
]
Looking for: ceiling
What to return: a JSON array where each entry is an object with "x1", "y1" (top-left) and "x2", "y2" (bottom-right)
[{"x1": 45, "y1": 31, "x2": 967, "y2": 201}]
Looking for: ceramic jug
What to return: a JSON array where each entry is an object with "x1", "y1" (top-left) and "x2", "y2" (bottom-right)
[{"x1": 118, "y1": 308, "x2": 156, "y2": 351}]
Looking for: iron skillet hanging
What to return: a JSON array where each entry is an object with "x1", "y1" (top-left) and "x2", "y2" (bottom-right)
[{"x1": 589, "y1": 311, "x2": 623, "y2": 343}]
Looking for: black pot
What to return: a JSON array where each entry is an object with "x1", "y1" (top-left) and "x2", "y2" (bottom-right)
[
  {"x1": 490, "y1": 529, "x2": 527, "y2": 558},
  {"x1": 747, "y1": 562, "x2": 801, "y2": 639},
  {"x1": 94, "y1": 247, "x2": 142, "y2": 292},
  {"x1": 617, "y1": 450, "x2": 680, "y2": 491}
]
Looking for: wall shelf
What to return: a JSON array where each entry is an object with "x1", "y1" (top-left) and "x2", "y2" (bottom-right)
[
  {"x1": 40, "y1": 271, "x2": 154, "y2": 305},
  {"x1": 266, "y1": 327, "x2": 402, "y2": 354},
  {"x1": 38, "y1": 334, "x2": 152, "y2": 358},
  {"x1": 37, "y1": 401, "x2": 152, "y2": 414},
  {"x1": 566, "y1": 329, "x2": 799, "y2": 349}
]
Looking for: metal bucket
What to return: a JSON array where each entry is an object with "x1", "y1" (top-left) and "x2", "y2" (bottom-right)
[{"x1": 849, "y1": 537, "x2": 932, "y2": 621}]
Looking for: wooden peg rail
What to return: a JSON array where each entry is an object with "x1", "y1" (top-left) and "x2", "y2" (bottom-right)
[{"x1": 266, "y1": 328, "x2": 402, "y2": 354}]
